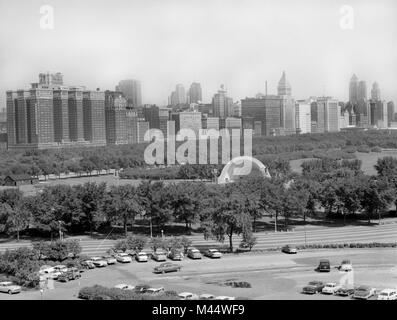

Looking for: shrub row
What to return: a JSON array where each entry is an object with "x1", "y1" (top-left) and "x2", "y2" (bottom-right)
[{"x1": 78, "y1": 285, "x2": 180, "y2": 300}]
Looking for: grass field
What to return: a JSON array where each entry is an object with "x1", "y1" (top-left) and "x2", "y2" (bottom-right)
[{"x1": 290, "y1": 150, "x2": 397, "y2": 175}]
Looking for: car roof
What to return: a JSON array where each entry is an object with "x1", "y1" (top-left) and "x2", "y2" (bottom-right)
[
  {"x1": 380, "y1": 289, "x2": 395, "y2": 293},
  {"x1": 0, "y1": 281, "x2": 13, "y2": 285},
  {"x1": 179, "y1": 292, "x2": 193, "y2": 296}
]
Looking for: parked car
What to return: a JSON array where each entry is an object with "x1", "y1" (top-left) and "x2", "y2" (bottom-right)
[
  {"x1": 114, "y1": 284, "x2": 136, "y2": 291},
  {"x1": 377, "y1": 289, "x2": 397, "y2": 300},
  {"x1": 204, "y1": 249, "x2": 222, "y2": 259},
  {"x1": 152, "y1": 251, "x2": 167, "y2": 262},
  {"x1": 353, "y1": 285, "x2": 376, "y2": 300},
  {"x1": 215, "y1": 296, "x2": 235, "y2": 300},
  {"x1": 0, "y1": 282, "x2": 22, "y2": 294},
  {"x1": 53, "y1": 265, "x2": 68, "y2": 273},
  {"x1": 281, "y1": 245, "x2": 297, "y2": 254},
  {"x1": 134, "y1": 285, "x2": 150, "y2": 293},
  {"x1": 135, "y1": 252, "x2": 149, "y2": 262},
  {"x1": 178, "y1": 292, "x2": 199, "y2": 300},
  {"x1": 338, "y1": 259, "x2": 353, "y2": 272},
  {"x1": 322, "y1": 283, "x2": 342, "y2": 294},
  {"x1": 58, "y1": 270, "x2": 81, "y2": 282},
  {"x1": 168, "y1": 250, "x2": 184, "y2": 261},
  {"x1": 81, "y1": 260, "x2": 95, "y2": 269},
  {"x1": 335, "y1": 286, "x2": 355, "y2": 297},
  {"x1": 153, "y1": 262, "x2": 182, "y2": 274},
  {"x1": 90, "y1": 257, "x2": 108, "y2": 267},
  {"x1": 39, "y1": 267, "x2": 62, "y2": 279},
  {"x1": 315, "y1": 259, "x2": 331, "y2": 272},
  {"x1": 115, "y1": 253, "x2": 132, "y2": 263},
  {"x1": 199, "y1": 293, "x2": 215, "y2": 300},
  {"x1": 102, "y1": 255, "x2": 117, "y2": 265},
  {"x1": 187, "y1": 248, "x2": 202, "y2": 259},
  {"x1": 302, "y1": 281, "x2": 325, "y2": 294},
  {"x1": 146, "y1": 287, "x2": 165, "y2": 294}
]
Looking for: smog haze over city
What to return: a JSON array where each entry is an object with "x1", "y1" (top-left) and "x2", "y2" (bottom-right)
[{"x1": 0, "y1": 0, "x2": 396, "y2": 108}]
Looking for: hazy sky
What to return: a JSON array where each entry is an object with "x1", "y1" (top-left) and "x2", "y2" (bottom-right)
[{"x1": 0, "y1": 0, "x2": 396, "y2": 108}]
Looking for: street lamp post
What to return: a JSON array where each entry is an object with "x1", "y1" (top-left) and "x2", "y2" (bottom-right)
[
  {"x1": 58, "y1": 220, "x2": 62, "y2": 241},
  {"x1": 161, "y1": 229, "x2": 164, "y2": 238},
  {"x1": 149, "y1": 216, "x2": 153, "y2": 238}
]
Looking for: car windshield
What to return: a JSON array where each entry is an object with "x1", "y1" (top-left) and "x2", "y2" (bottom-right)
[
  {"x1": 308, "y1": 282, "x2": 318, "y2": 285},
  {"x1": 0, "y1": 282, "x2": 12, "y2": 286},
  {"x1": 379, "y1": 292, "x2": 389, "y2": 296}
]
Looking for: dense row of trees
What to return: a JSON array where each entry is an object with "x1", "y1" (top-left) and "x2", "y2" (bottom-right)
[
  {"x1": 1, "y1": 156, "x2": 397, "y2": 252},
  {"x1": 1, "y1": 130, "x2": 397, "y2": 179}
]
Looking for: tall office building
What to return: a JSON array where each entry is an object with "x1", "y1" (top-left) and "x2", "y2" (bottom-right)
[
  {"x1": 358, "y1": 81, "x2": 367, "y2": 102},
  {"x1": 295, "y1": 102, "x2": 311, "y2": 134},
  {"x1": 188, "y1": 82, "x2": 202, "y2": 104},
  {"x1": 137, "y1": 121, "x2": 150, "y2": 143},
  {"x1": 126, "y1": 110, "x2": 138, "y2": 144},
  {"x1": 169, "y1": 84, "x2": 186, "y2": 106},
  {"x1": 68, "y1": 88, "x2": 85, "y2": 142},
  {"x1": 371, "y1": 82, "x2": 381, "y2": 101},
  {"x1": 172, "y1": 111, "x2": 202, "y2": 136},
  {"x1": 82, "y1": 90, "x2": 106, "y2": 145},
  {"x1": 370, "y1": 100, "x2": 388, "y2": 128},
  {"x1": 143, "y1": 105, "x2": 160, "y2": 129},
  {"x1": 159, "y1": 108, "x2": 171, "y2": 137},
  {"x1": 105, "y1": 91, "x2": 128, "y2": 144},
  {"x1": 387, "y1": 101, "x2": 395, "y2": 125},
  {"x1": 53, "y1": 88, "x2": 70, "y2": 143},
  {"x1": 311, "y1": 100, "x2": 325, "y2": 133},
  {"x1": 212, "y1": 85, "x2": 231, "y2": 119},
  {"x1": 241, "y1": 96, "x2": 282, "y2": 136},
  {"x1": 318, "y1": 97, "x2": 340, "y2": 132},
  {"x1": 116, "y1": 79, "x2": 142, "y2": 108},
  {"x1": 277, "y1": 71, "x2": 295, "y2": 134},
  {"x1": 277, "y1": 71, "x2": 292, "y2": 96},
  {"x1": 349, "y1": 74, "x2": 359, "y2": 103}
]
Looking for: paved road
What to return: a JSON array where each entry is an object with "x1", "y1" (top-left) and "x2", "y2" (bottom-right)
[{"x1": 1, "y1": 223, "x2": 396, "y2": 256}]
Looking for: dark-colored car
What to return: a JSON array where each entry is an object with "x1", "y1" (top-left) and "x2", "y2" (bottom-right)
[
  {"x1": 134, "y1": 284, "x2": 150, "y2": 293},
  {"x1": 58, "y1": 270, "x2": 81, "y2": 282},
  {"x1": 168, "y1": 250, "x2": 183, "y2": 261},
  {"x1": 153, "y1": 262, "x2": 182, "y2": 274},
  {"x1": 335, "y1": 287, "x2": 355, "y2": 297},
  {"x1": 352, "y1": 285, "x2": 376, "y2": 300},
  {"x1": 281, "y1": 245, "x2": 297, "y2": 254},
  {"x1": 302, "y1": 281, "x2": 325, "y2": 294},
  {"x1": 315, "y1": 259, "x2": 331, "y2": 272},
  {"x1": 81, "y1": 260, "x2": 95, "y2": 269}
]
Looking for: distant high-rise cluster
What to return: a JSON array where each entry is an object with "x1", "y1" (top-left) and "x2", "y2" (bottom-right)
[
  {"x1": 6, "y1": 73, "x2": 147, "y2": 149},
  {"x1": 116, "y1": 79, "x2": 142, "y2": 109}
]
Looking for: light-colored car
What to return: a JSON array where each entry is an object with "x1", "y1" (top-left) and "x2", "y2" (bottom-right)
[
  {"x1": 353, "y1": 285, "x2": 376, "y2": 300},
  {"x1": 146, "y1": 287, "x2": 165, "y2": 294},
  {"x1": 115, "y1": 253, "x2": 132, "y2": 263},
  {"x1": 204, "y1": 249, "x2": 222, "y2": 259},
  {"x1": 135, "y1": 252, "x2": 149, "y2": 262},
  {"x1": 178, "y1": 292, "x2": 199, "y2": 300},
  {"x1": 39, "y1": 267, "x2": 62, "y2": 279},
  {"x1": 168, "y1": 250, "x2": 184, "y2": 261},
  {"x1": 338, "y1": 259, "x2": 353, "y2": 272},
  {"x1": 377, "y1": 289, "x2": 397, "y2": 300},
  {"x1": 187, "y1": 248, "x2": 202, "y2": 259},
  {"x1": 90, "y1": 257, "x2": 108, "y2": 267},
  {"x1": 53, "y1": 265, "x2": 68, "y2": 273},
  {"x1": 281, "y1": 245, "x2": 297, "y2": 254},
  {"x1": 322, "y1": 283, "x2": 342, "y2": 294},
  {"x1": 114, "y1": 284, "x2": 136, "y2": 291},
  {"x1": 152, "y1": 251, "x2": 167, "y2": 262},
  {"x1": 199, "y1": 293, "x2": 215, "y2": 300},
  {"x1": 102, "y1": 256, "x2": 117, "y2": 265},
  {"x1": 0, "y1": 281, "x2": 22, "y2": 294},
  {"x1": 215, "y1": 296, "x2": 235, "y2": 300}
]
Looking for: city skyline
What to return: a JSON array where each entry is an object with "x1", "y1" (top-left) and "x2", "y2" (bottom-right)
[{"x1": 0, "y1": 0, "x2": 396, "y2": 109}]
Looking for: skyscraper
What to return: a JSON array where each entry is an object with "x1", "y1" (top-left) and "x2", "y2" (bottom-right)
[
  {"x1": 387, "y1": 101, "x2": 395, "y2": 125},
  {"x1": 82, "y1": 90, "x2": 106, "y2": 145},
  {"x1": 188, "y1": 82, "x2": 202, "y2": 104},
  {"x1": 358, "y1": 81, "x2": 367, "y2": 102},
  {"x1": 53, "y1": 88, "x2": 70, "y2": 143},
  {"x1": 169, "y1": 84, "x2": 186, "y2": 106},
  {"x1": 68, "y1": 88, "x2": 85, "y2": 142},
  {"x1": 212, "y1": 85, "x2": 232, "y2": 119},
  {"x1": 318, "y1": 97, "x2": 339, "y2": 132},
  {"x1": 277, "y1": 71, "x2": 292, "y2": 96},
  {"x1": 277, "y1": 71, "x2": 295, "y2": 134},
  {"x1": 116, "y1": 79, "x2": 142, "y2": 108},
  {"x1": 349, "y1": 74, "x2": 359, "y2": 103},
  {"x1": 105, "y1": 91, "x2": 128, "y2": 144},
  {"x1": 371, "y1": 82, "x2": 381, "y2": 101},
  {"x1": 295, "y1": 102, "x2": 311, "y2": 134}
]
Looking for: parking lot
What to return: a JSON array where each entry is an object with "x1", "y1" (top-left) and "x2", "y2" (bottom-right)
[{"x1": 1, "y1": 248, "x2": 396, "y2": 300}]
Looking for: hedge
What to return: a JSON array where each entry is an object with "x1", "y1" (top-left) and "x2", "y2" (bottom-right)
[{"x1": 78, "y1": 285, "x2": 180, "y2": 300}]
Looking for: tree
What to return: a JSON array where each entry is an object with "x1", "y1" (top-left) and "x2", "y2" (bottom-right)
[
  {"x1": 149, "y1": 237, "x2": 165, "y2": 253},
  {"x1": 180, "y1": 236, "x2": 192, "y2": 253},
  {"x1": 103, "y1": 185, "x2": 142, "y2": 237},
  {"x1": 239, "y1": 233, "x2": 257, "y2": 251}
]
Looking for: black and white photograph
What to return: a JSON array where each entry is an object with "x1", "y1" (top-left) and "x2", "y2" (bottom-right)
[{"x1": 0, "y1": 0, "x2": 397, "y2": 311}]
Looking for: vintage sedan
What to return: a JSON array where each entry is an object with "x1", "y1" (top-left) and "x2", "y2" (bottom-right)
[
  {"x1": 152, "y1": 251, "x2": 167, "y2": 262},
  {"x1": 215, "y1": 296, "x2": 236, "y2": 300},
  {"x1": 315, "y1": 259, "x2": 331, "y2": 272},
  {"x1": 153, "y1": 262, "x2": 182, "y2": 274},
  {"x1": 302, "y1": 281, "x2": 325, "y2": 294},
  {"x1": 352, "y1": 285, "x2": 376, "y2": 300},
  {"x1": 102, "y1": 255, "x2": 117, "y2": 265},
  {"x1": 199, "y1": 293, "x2": 215, "y2": 300},
  {"x1": 0, "y1": 282, "x2": 22, "y2": 295},
  {"x1": 204, "y1": 249, "x2": 222, "y2": 259},
  {"x1": 135, "y1": 252, "x2": 149, "y2": 262},
  {"x1": 335, "y1": 286, "x2": 355, "y2": 297},
  {"x1": 187, "y1": 248, "x2": 202, "y2": 259},
  {"x1": 377, "y1": 289, "x2": 397, "y2": 300},
  {"x1": 322, "y1": 283, "x2": 342, "y2": 295},
  {"x1": 115, "y1": 253, "x2": 132, "y2": 263},
  {"x1": 178, "y1": 292, "x2": 199, "y2": 300},
  {"x1": 338, "y1": 259, "x2": 353, "y2": 272},
  {"x1": 168, "y1": 250, "x2": 184, "y2": 261},
  {"x1": 81, "y1": 260, "x2": 95, "y2": 269},
  {"x1": 146, "y1": 287, "x2": 165, "y2": 294},
  {"x1": 281, "y1": 245, "x2": 297, "y2": 254},
  {"x1": 90, "y1": 257, "x2": 108, "y2": 267}
]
